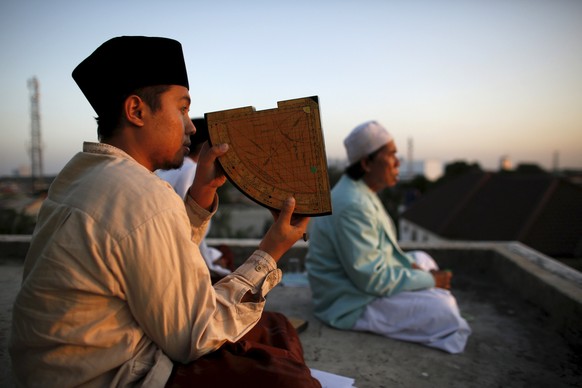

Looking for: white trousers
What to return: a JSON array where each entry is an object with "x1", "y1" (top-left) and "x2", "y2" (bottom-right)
[{"x1": 352, "y1": 251, "x2": 471, "y2": 354}]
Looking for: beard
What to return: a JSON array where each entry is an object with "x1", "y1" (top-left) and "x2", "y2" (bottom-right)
[{"x1": 159, "y1": 152, "x2": 186, "y2": 171}]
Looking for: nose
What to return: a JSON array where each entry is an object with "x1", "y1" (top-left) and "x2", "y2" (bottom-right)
[{"x1": 187, "y1": 119, "x2": 196, "y2": 136}]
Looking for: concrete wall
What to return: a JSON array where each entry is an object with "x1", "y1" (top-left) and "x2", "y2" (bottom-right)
[
  {"x1": 399, "y1": 219, "x2": 444, "y2": 243},
  {"x1": 0, "y1": 235, "x2": 31, "y2": 262},
  {"x1": 2, "y1": 236, "x2": 581, "y2": 348}
]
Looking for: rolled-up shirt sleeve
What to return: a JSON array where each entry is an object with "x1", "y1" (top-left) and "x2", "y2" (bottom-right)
[{"x1": 184, "y1": 191, "x2": 217, "y2": 246}]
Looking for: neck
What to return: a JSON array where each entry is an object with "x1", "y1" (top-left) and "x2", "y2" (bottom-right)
[
  {"x1": 362, "y1": 175, "x2": 384, "y2": 193},
  {"x1": 103, "y1": 132, "x2": 153, "y2": 171}
]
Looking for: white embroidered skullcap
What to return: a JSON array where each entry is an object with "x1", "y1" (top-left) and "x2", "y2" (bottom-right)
[{"x1": 343, "y1": 121, "x2": 393, "y2": 165}]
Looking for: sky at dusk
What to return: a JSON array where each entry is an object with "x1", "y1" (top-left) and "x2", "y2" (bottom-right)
[{"x1": 1, "y1": 0, "x2": 581, "y2": 177}]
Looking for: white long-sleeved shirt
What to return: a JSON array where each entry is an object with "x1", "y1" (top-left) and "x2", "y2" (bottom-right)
[{"x1": 10, "y1": 142, "x2": 281, "y2": 387}]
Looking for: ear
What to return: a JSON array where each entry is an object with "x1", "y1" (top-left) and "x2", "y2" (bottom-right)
[
  {"x1": 124, "y1": 95, "x2": 146, "y2": 127},
  {"x1": 360, "y1": 157, "x2": 372, "y2": 172}
]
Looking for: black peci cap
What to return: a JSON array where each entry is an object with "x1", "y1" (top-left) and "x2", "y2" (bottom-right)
[{"x1": 72, "y1": 36, "x2": 189, "y2": 116}]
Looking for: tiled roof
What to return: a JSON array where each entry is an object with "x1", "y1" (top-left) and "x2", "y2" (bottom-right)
[{"x1": 401, "y1": 172, "x2": 582, "y2": 257}]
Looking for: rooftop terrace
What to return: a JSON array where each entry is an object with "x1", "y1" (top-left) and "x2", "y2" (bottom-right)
[{"x1": 1, "y1": 237, "x2": 581, "y2": 387}]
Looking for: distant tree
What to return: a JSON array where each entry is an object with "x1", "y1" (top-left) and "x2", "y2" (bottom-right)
[
  {"x1": 207, "y1": 206, "x2": 234, "y2": 237},
  {"x1": 378, "y1": 186, "x2": 402, "y2": 224},
  {"x1": 431, "y1": 160, "x2": 483, "y2": 187},
  {"x1": 327, "y1": 165, "x2": 343, "y2": 188},
  {"x1": 401, "y1": 175, "x2": 432, "y2": 194},
  {"x1": 397, "y1": 175, "x2": 432, "y2": 210},
  {"x1": 216, "y1": 181, "x2": 235, "y2": 204},
  {"x1": 513, "y1": 163, "x2": 547, "y2": 174},
  {"x1": 443, "y1": 160, "x2": 483, "y2": 177}
]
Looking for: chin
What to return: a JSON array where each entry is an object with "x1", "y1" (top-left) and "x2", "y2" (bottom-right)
[
  {"x1": 172, "y1": 159, "x2": 185, "y2": 170},
  {"x1": 386, "y1": 178, "x2": 398, "y2": 188},
  {"x1": 160, "y1": 158, "x2": 185, "y2": 171}
]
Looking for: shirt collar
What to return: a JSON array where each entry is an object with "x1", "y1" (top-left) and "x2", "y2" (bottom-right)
[{"x1": 83, "y1": 141, "x2": 140, "y2": 163}]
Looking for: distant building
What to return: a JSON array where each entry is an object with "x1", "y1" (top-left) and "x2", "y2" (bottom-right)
[
  {"x1": 399, "y1": 159, "x2": 443, "y2": 182},
  {"x1": 15, "y1": 165, "x2": 32, "y2": 177},
  {"x1": 499, "y1": 155, "x2": 513, "y2": 171},
  {"x1": 326, "y1": 157, "x2": 348, "y2": 170},
  {"x1": 399, "y1": 171, "x2": 582, "y2": 258}
]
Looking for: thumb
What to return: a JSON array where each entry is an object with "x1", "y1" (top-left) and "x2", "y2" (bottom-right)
[
  {"x1": 277, "y1": 197, "x2": 296, "y2": 225},
  {"x1": 209, "y1": 143, "x2": 229, "y2": 159},
  {"x1": 200, "y1": 142, "x2": 228, "y2": 164}
]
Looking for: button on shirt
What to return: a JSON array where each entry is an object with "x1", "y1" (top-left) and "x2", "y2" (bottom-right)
[{"x1": 9, "y1": 142, "x2": 282, "y2": 387}]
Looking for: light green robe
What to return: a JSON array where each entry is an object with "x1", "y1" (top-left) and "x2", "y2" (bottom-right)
[{"x1": 306, "y1": 175, "x2": 435, "y2": 329}]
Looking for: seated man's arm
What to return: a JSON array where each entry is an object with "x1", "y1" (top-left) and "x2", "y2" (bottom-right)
[{"x1": 335, "y1": 204, "x2": 434, "y2": 296}]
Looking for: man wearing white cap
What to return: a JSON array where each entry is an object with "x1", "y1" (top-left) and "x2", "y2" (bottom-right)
[{"x1": 306, "y1": 120, "x2": 471, "y2": 354}]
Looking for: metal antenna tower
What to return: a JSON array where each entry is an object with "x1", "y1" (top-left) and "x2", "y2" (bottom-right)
[
  {"x1": 28, "y1": 76, "x2": 43, "y2": 191},
  {"x1": 407, "y1": 137, "x2": 413, "y2": 179}
]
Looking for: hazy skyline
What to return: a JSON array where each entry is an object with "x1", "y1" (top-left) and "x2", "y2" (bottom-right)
[{"x1": 1, "y1": 0, "x2": 581, "y2": 177}]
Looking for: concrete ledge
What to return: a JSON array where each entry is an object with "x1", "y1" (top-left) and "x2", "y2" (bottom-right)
[
  {"x1": 207, "y1": 239, "x2": 582, "y2": 348},
  {"x1": 401, "y1": 241, "x2": 582, "y2": 348},
  {"x1": 3, "y1": 236, "x2": 581, "y2": 323},
  {"x1": 6, "y1": 236, "x2": 579, "y2": 347}
]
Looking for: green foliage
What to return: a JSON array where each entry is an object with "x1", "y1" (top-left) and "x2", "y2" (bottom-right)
[
  {"x1": 216, "y1": 181, "x2": 236, "y2": 203},
  {"x1": 513, "y1": 163, "x2": 547, "y2": 174},
  {"x1": 327, "y1": 165, "x2": 344, "y2": 188},
  {"x1": 442, "y1": 160, "x2": 482, "y2": 178},
  {"x1": 208, "y1": 207, "x2": 238, "y2": 237}
]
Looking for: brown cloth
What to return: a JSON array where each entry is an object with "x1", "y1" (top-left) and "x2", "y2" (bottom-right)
[{"x1": 166, "y1": 311, "x2": 321, "y2": 387}]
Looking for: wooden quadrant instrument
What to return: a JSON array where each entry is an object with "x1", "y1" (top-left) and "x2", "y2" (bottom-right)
[{"x1": 205, "y1": 96, "x2": 332, "y2": 216}]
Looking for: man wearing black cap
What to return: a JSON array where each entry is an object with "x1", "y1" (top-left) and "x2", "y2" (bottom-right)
[{"x1": 9, "y1": 36, "x2": 319, "y2": 387}]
